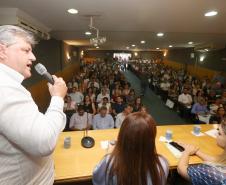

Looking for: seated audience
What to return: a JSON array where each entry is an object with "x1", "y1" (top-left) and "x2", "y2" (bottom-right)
[
  {"x1": 93, "y1": 106, "x2": 114, "y2": 130},
  {"x1": 177, "y1": 120, "x2": 226, "y2": 185},
  {"x1": 140, "y1": 105, "x2": 148, "y2": 113},
  {"x1": 115, "y1": 104, "x2": 133, "y2": 128},
  {"x1": 126, "y1": 88, "x2": 136, "y2": 104},
  {"x1": 86, "y1": 87, "x2": 96, "y2": 103},
  {"x1": 209, "y1": 107, "x2": 225, "y2": 124},
  {"x1": 93, "y1": 112, "x2": 169, "y2": 185},
  {"x1": 191, "y1": 97, "x2": 209, "y2": 115},
  {"x1": 69, "y1": 105, "x2": 92, "y2": 131}
]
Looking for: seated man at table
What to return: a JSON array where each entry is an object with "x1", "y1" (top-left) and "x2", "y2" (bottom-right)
[
  {"x1": 69, "y1": 105, "x2": 92, "y2": 131},
  {"x1": 93, "y1": 106, "x2": 114, "y2": 130},
  {"x1": 177, "y1": 120, "x2": 226, "y2": 185},
  {"x1": 115, "y1": 104, "x2": 133, "y2": 128}
]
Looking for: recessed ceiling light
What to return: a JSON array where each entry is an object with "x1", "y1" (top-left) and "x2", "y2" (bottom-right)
[
  {"x1": 67, "y1": 9, "x2": 78, "y2": 14},
  {"x1": 156, "y1": 48, "x2": 160, "y2": 50},
  {"x1": 205, "y1": 11, "x2": 218, "y2": 17},
  {"x1": 157, "y1": 32, "x2": 164, "y2": 37},
  {"x1": 126, "y1": 46, "x2": 130, "y2": 49},
  {"x1": 169, "y1": 45, "x2": 173, "y2": 48},
  {"x1": 132, "y1": 44, "x2": 136, "y2": 47},
  {"x1": 96, "y1": 46, "x2": 99, "y2": 49},
  {"x1": 205, "y1": 49, "x2": 209, "y2": 51},
  {"x1": 141, "y1": 40, "x2": 146, "y2": 44},
  {"x1": 188, "y1": 41, "x2": 193, "y2": 45},
  {"x1": 85, "y1": 31, "x2": 92, "y2": 35}
]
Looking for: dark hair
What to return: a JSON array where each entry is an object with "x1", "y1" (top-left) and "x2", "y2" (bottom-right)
[
  {"x1": 77, "y1": 105, "x2": 84, "y2": 111},
  {"x1": 106, "y1": 112, "x2": 166, "y2": 185}
]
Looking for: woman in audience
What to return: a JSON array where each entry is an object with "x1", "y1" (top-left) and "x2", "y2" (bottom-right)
[
  {"x1": 209, "y1": 107, "x2": 225, "y2": 124},
  {"x1": 193, "y1": 90, "x2": 204, "y2": 104},
  {"x1": 83, "y1": 95, "x2": 96, "y2": 115},
  {"x1": 86, "y1": 87, "x2": 96, "y2": 103},
  {"x1": 177, "y1": 119, "x2": 226, "y2": 185},
  {"x1": 93, "y1": 112, "x2": 169, "y2": 185},
  {"x1": 64, "y1": 95, "x2": 76, "y2": 112},
  {"x1": 133, "y1": 97, "x2": 143, "y2": 112}
]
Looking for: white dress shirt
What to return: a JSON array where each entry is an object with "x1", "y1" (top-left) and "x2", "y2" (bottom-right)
[
  {"x1": 115, "y1": 112, "x2": 126, "y2": 128},
  {"x1": 69, "y1": 112, "x2": 92, "y2": 130},
  {"x1": 0, "y1": 63, "x2": 66, "y2": 185},
  {"x1": 178, "y1": 93, "x2": 193, "y2": 108}
]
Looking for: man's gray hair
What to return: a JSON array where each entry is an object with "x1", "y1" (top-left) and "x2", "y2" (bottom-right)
[{"x1": 0, "y1": 25, "x2": 36, "y2": 46}]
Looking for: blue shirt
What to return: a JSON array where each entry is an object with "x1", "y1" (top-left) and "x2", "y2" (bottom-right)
[
  {"x1": 191, "y1": 103, "x2": 208, "y2": 114},
  {"x1": 92, "y1": 114, "x2": 114, "y2": 130},
  {"x1": 188, "y1": 164, "x2": 226, "y2": 185}
]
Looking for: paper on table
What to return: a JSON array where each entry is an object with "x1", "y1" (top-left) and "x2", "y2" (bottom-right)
[
  {"x1": 100, "y1": 140, "x2": 109, "y2": 149},
  {"x1": 159, "y1": 136, "x2": 172, "y2": 142},
  {"x1": 191, "y1": 131, "x2": 205, "y2": 136},
  {"x1": 205, "y1": 129, "x2": 218, "y2": 138}
]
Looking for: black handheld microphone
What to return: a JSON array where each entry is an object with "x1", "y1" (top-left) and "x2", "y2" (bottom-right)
[{"x1": 34, "y1": 63, "x2": 54, "y2": 85}]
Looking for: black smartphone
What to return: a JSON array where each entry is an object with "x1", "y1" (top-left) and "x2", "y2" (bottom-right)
[{"x1": 169, "y1": 142, "x2": 185, "y2": 152}]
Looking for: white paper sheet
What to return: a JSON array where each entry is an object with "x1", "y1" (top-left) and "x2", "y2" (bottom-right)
[{"x1": 205, "y1": 129, "x2": 218, "y2": 138}]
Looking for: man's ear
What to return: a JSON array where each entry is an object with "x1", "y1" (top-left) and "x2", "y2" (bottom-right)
[{"x1": 0, "y1": 44, "x2": 7, "y2": 60}]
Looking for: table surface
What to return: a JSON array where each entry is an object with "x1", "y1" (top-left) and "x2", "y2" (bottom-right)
[{"x1": 53, "y1": 124, "x2": 222, "y2": 183}]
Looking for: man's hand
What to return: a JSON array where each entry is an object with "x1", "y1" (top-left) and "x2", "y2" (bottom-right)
[{"x1": 48, "y1": 75, "x2": 67, "y2": 98}]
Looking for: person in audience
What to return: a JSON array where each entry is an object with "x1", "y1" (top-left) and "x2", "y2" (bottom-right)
[
  {"x1": 112, "y1": 96, "x2": 125, "y2": 117},
  {"x1": 140, "y1": 105, "x2": 148, "y2": 113},
  {"x1": 111, "y1": 83, "x2": 122, "y2": 102},
  {"x1": 69, "y1": 86, "x2": 84, "y2": 105},
  {"x1": 69, "y1": 105, "x2": 92, "y2": 131},
  {"x1": 207, "y1": 91, "x2": 217, "y2": 106},
  {"x1": 98, "y1": 97, "x2": 112, "y2": 114},
  {"x1": 96, "y1": 88, "x2": 110, "y2": 103},
  {"x1": 193, "y1": 90, "x2": 204, "y2": 104},
  {"x1": 191, "y1": 97, "x2": 209, "y2": 123},
  {"x1": 160, "y1": 78, "x2": 171, "y2": 102},
  {"x1": 64, "y1": 95, "x2": 76, "y2": 112},
  {"x1": 122, "y1": 82, "x2": 131, "y2": 96},
  {"x1": 88, "y1": 77, "x2": 100, "y2": 89},
  {"x1": 133, "y1": 97, "x2": 143, "y2": 112},
  {"x1": 83, "y1": 95, "x2": 96, "y2": 115},
  {"x1": 178, "y1": 88, "x2": 193, "y2": 118},
  {"x1": 86, "y1": 87, "x2": 96, "y2": 103},
  {"x1": 93, "y1": 112, "x2": 169, "y2": 185},
  {"x1": 92, "y1": 106, "x2": 114, "y2": 130},
  {"x1": 126, "y1": 88, "x2": 136, "y2": 104},
  {"x1": 209, "y1": 107, "x2": 225, "y2": 124},
  {"x1": 191, "y1": 97, "x2": 209, "y2": 115},
  {"x1": 115, "y1": 104, "x2": 133, "y2": 128},
  {"x1": 209, "y1": 97, "x2": 223, "y2": 115},
  {"x1": 177, "y1": 120, "x2": 226, "y2": 185}
]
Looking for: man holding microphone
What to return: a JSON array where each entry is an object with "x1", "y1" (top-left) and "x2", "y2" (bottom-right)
[{"x1": 0, "y1": 25, "x2": 67, "y2": 184}]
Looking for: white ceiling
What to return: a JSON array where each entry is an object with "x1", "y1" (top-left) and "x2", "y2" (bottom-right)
[{"x1": 0, "y1": 0, "x2": 226, "y2": 50}]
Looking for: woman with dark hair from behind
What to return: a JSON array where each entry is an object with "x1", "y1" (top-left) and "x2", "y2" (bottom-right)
[{"x1": 92, "y1": 112, "x2": 169, "y2": 185}]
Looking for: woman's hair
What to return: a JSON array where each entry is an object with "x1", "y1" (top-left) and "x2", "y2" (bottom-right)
[{"x1": 106, "y1": 112, "x2": 165, "y2": 185}]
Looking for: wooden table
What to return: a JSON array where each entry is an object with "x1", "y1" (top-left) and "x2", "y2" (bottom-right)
[{"x1": 53, "y1": 124, "x2": 222, "y2": 183}]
